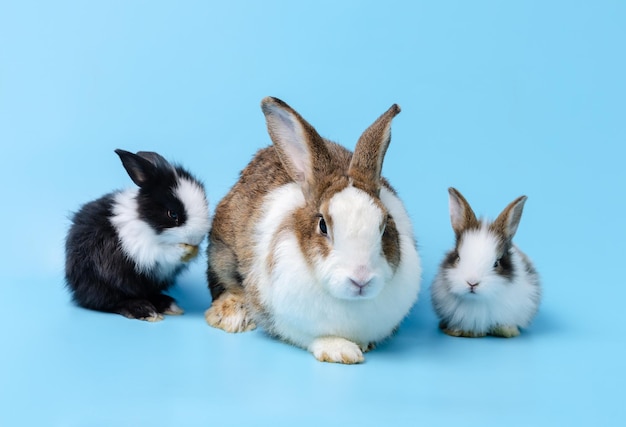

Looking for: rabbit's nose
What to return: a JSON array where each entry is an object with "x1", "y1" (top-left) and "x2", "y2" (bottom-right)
[
  {"x1": 350, "y1": 278, "x2": 371, "y2": 289},
  {"x1": 467, "y1": 281, "x2": 480, "y2": 292},
  {"x1": 349, "y1": 278, "x2": 372, "y2": 296}
]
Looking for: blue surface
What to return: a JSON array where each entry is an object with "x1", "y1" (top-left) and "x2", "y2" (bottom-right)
[{"x1": 1, "y1": 1, "x2": 624, "y2": 426}]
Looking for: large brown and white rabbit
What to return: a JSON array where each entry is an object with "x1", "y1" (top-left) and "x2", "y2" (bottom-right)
[
  {"x1": 431, "y1": 188, "x2": 541, "y2": 338},
  {"x1": 205, "y1": 97, "x2": 421, "y2": 363}
]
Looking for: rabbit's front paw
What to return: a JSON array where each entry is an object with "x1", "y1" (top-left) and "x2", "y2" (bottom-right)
[
  {"x1": 205, "y1": 291, "x2": 256, "y2": 333},
  {"x1": 310, "y1": 337, "x2": 365, "y2": 364}
]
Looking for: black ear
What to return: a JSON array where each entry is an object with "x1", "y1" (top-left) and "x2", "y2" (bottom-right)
[{"x1": 115, "y1": 149, "x2": 170, "y2": 188}]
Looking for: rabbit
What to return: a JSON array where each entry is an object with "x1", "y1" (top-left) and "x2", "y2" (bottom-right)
[
  {"x1": 204, "y1": 97, "x2": 422, "y2": 364},
  {"x1": 65, "y1": 149, "x2": 210, "y2": 321},
  {"x1": 431, "y1": 187, "x2": 541, "y2": 338}
]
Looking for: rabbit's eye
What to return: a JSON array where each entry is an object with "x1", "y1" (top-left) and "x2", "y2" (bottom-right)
[
  {"x1": 448, "y1": 251, "x2": 460, "y2": 266},
  {"x1": 318, "y1": 216, "x2": 328, "y2": 236},
  {"x1": 167, "y1": 210, "x2": 179, "y2": 224},
  {"x1": 493, "y1": 258, "x2": 501, "y2": 268}
]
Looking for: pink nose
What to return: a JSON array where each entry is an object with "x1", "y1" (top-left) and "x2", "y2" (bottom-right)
[{"x1": 467, "y1": 281, "x2": 480, "y2": 291}]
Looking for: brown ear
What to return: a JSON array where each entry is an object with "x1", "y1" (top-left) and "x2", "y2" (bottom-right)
[
  {"x1": 348, "y1": 104, "x2": 400, "y2": 194},
  {"x1": 261, "y1": 97, "x2": 333, "y2": 200},
  {"x1": 448, "y1": 187, "x2": 479, "y2": 237},
  {"x1": 491, "y1": 195, "x2": 528, "y2": 241}
]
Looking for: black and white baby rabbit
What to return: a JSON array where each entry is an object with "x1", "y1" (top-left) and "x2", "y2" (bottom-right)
[
  {"x1": 65, "y1": 149, "x2": 210, "y2": 321},
  {"x1": 431, "y1": 188, "x2": 541, "y2": 337}
]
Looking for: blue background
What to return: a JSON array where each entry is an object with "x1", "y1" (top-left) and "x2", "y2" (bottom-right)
[{"x1": 1, "y1": 1, "x2": 624, "y2": 426}]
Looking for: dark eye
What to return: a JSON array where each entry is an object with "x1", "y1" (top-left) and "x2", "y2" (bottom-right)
[
  {"x1": 318, "y1": 216, "x2": 328, "y2": 236},
  {"x1": 448, "y1": 251, "x2": 460, "y2": 265},
  {"x1": 494, "y1": 258, "x2": 501, "y2": 268},
  {"x1": 167, "y1": 210, "x2": 179, "y2": 223}
]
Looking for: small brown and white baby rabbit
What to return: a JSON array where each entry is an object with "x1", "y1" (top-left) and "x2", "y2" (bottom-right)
[
  {"x1": 205, "y1": 97, "x2": 422, "y2": 363},
  {"x1": 431, "y1": 188, "x2": 540, "y2": 338},
  {"x1": 65, "y1": 149, "x2": 210, "y2": 321}
]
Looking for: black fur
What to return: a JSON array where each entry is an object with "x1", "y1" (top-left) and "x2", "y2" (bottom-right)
[
  {"x1": 494, "y1": 243, "x2": 516, "y2": 282},
  {"x1": 442, "y1": 249, "x2": 459, "y2": 270},
  {"x1": 64, "y1": 149, "x2": 202, "y2": 320},
  {"x1": 117, "y1": 149, "x2": 189, "y2": 232},
  {"x1": 65, "y1": 194, "x2": 181, "y2": 318}
]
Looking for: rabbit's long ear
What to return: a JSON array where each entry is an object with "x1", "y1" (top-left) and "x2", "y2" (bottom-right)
[
  {"x1": 261, "y1": 97, "x2": 333, "y2": 200},
  {"x1": 349, "y1": 104, "x2": 400, "y2": 195},
  {"x1": 115, "y1": 149, "x2": 171, "y2": 188},
  {"x1": 448, "y1": 187, "x2": 479, "y2": 238},
  {"x1": 491, "y1": 195, "x2": 528, "y2": 242}
]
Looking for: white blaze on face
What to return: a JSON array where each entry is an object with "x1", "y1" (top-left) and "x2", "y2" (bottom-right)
[
  {"x1": 170, "y1": 177, "x2": 211, "y2": 246},
  {"x1": 447, "y1": 226, "x2": 502, "y2": 298},
  {"x1": 323, "y1": 186, "x2": 391, "y2": 300}
]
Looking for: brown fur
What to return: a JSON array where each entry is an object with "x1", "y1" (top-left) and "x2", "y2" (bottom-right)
[
  {"x1": 206, "y1": 97, "x2": 402, "y2": 334},
  {"x1": 293, "y1": 207, "x2": 332, "y2": 267},
  {"x1": 489, "y1": 195, "x2": 527, "y2": 242},
  {"x1": 489, "y1": 195, "x2": 528, "y2": 282},
  {"x1": 381, "y1": 215, "x2": 401, "y2": 270},
  {"x1": 348, "y1": 104, "x2": 400, "y2": 195},
  {"x1": 448, "y1": 187, "x2": 481, "y2": 241},
  {"x1": 204, "y1": 288, "x2": 256, "y2": 332}
]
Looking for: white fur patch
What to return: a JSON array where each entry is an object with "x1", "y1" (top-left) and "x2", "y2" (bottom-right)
[
  {"x1": 251, "y1": 183, "x2": 422, "y2": 352},
  {"x1": 448, "y1": 227, "x2": 501, "y2": 294},
  {"x1": 309, "y1": 336, "x2": 364, "y2": 364},
  {"x1": 173, "y1": 178, "x2": 211, "y2": 244},
  {"x1": 323, "y1": 186, "x2": 390, "y2": 300},
  {"x1": 110, "y1": 178, "x2": 210, "y2": 280},
  {"x1": 164, "y1": 301, "x2": 184, "y2": 315}
]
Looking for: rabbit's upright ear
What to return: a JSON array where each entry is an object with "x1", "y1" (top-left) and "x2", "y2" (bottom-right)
[
  {"x1": 136, "y1": 151, "x2": 173, "y2": 170},
  {"x1": 491, "y1": 195, "x2": 528, "y2": 242},
  {"x1": 115, "y1": 149, "x2": 173, "y2": 188},
  {"x1": 349, "y1": 104, "x2": 400, "y2": 195},
  {"x1": 261, "y1": 97, "x2": 333, "y2": 200},
  {"x1": 448, "y1": 187, "x2": 479, "y2": 238}
]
